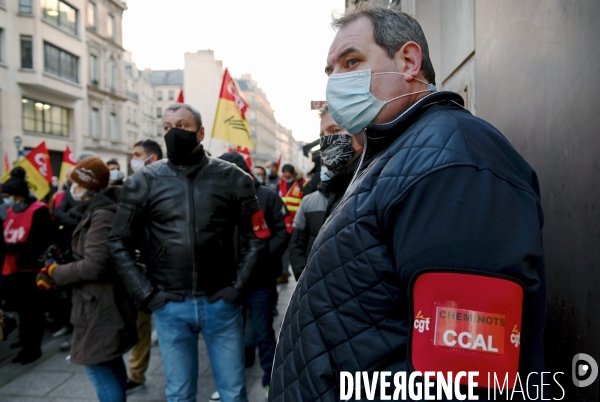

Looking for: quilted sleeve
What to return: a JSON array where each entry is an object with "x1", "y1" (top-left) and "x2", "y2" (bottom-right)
[{"x1": 384, "y1": 166, "x2": 546, "y2": 373}]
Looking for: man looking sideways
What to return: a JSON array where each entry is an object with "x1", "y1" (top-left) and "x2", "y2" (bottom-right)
[{"x1": 270, "y1": 5, "x2": 546, "y2": 401}]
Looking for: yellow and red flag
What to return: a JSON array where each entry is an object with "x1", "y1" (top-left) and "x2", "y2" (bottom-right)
[
  {"x1": 58, "y1": 146, "x2": 76, "y2": 185},
  {"x1": 211, "y1": 69, "x2": 254, "y2": 149},
  {"x1": 1, "y1": 142, "x2": 53, "y2": 200},
  {"x1": 177, "y1": 87, "x2": 184, "y2": 103}
]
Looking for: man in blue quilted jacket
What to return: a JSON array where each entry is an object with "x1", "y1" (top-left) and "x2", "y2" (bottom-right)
[{"x1": 270, "y1": 4, "x2": 547, "y2": 401}]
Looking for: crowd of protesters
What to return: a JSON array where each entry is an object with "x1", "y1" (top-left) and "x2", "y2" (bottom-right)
[
  {"x1": 0, "y1": 107, "x2": 315, "y2": 402},
  {"x1": 0, "y1": 4, "x2": 548, "y2": 402}
]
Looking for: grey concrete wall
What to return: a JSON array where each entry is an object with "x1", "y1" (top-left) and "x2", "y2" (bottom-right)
[{"x1": 475, "y1": 1, "x2": 600, "y2": 399}]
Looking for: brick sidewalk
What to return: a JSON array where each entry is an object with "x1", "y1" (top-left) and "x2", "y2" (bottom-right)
[{"x1": 0, "y1": 279, "x2": 295, "y2": 402}]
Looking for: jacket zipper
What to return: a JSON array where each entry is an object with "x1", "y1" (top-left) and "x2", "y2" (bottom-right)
[{"x1": 187, "y1": 177, "x2": 198, "y2": 295}]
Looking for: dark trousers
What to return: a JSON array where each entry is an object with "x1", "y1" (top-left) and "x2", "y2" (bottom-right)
[
  {"x1": 3, "y1": 273, "x2": 45, "y2": 353},
  {"x1": 244, "y1": 286, "x2": 277, "y2": 387}
]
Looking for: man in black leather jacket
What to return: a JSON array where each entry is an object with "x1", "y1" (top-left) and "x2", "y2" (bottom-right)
[{"x1": 107, "y1": 103, "x2": 266, "y2": 402}]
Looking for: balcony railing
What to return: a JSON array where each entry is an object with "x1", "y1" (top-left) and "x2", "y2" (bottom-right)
[{"x1": 126, "y1": 90, "x2": 138, "y2": 100}]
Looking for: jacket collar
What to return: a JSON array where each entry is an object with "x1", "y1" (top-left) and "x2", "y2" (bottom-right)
[{"x1": 366, "y1": 91, "x2": 465, "y2": 135}]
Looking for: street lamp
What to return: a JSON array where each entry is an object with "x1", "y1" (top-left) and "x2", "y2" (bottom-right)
[{"x1": 13, "y1": 136, "x2": 22, "y2": 161}]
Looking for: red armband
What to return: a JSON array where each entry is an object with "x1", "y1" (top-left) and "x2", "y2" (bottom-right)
[
  {"x1": 408, "y1": 269, "x2": 524, "y2": 389},
  {"x1": 251, "y1": 210, "x2": 271, "y2": 239}
]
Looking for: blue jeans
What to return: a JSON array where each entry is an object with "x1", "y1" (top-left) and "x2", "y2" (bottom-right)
[
  {"x1": 85, "y1": 356, "x2": 127, "y2": 402},
  {"x1": 244, "y1": 286, "x2": 276, "y2": 386},
  {"x1": 153, "y1": 296, "x2": 247, "y2": 402}
]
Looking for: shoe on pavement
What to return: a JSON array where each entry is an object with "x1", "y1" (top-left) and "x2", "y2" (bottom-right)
[
  {"x1": 209, "y1": 391, "x2": 220, "y2": 401},
  {"x1": 59, "y1": 340, "x2": 70, "y2": 352},
  {"x1": 265, "y1": 384, "x2": 270, "y2": 400},
  {"x1": 12, "y1": 349, "x2": 42, "y2": 364},
  {"x1": 151, "y1": 329, "x2": 159, "y2": 347},
  {"x1": 9, "y1": 339, "x2": 23, "y2": 349},
  {"x1": 126, "y1": 378, "x2": 145, "y2": 394}
]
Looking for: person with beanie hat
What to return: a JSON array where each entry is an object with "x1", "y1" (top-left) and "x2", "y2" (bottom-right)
[
  {"x1": 1, "y1": 167, "x2": 53, "y2": 364},
  {"x1": 36, "y1": 157, "x2": 137, "y2": 402}
]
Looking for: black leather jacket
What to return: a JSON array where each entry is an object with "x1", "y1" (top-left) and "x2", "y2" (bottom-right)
[{"x1": 107, "y1": 151, "x2": 264, "y2": 309}]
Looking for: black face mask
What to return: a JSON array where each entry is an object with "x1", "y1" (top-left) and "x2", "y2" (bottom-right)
[{"x1": 164, "y1": 127, "x2": 201, "y2": 166}]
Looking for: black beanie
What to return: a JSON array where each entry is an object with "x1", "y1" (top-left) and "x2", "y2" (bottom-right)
[
  {"x1": 2, "y1": 167, "x2": 30, "y2": 198},
  {"x1": 218, "y1": 152, "x2": 251, "y2": 174}
]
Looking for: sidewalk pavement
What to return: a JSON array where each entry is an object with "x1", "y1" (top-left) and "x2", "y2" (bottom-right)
[{"x1": 0, "y1": 277, "x2": 296, "y2": 402}]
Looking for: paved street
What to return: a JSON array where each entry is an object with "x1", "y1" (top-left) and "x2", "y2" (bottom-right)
[{"x1": 0, "y1": 279, "x2": 295, "y2": 402}]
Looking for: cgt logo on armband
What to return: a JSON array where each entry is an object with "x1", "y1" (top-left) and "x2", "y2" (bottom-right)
[{"x1": 408, "y1": 270, "x2": 524, "y2": 389}]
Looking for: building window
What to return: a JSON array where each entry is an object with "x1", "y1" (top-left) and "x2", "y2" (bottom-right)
[
  {"x1": 110, "y1": 113, "x2": 117, "y2": 141},
  {"x1": 20, "y1": 36, "x2": 33, "y2": 69},
  {"x1": 91, "y1": 108, "x2": 99, "y2": 139},
  {"x1": 108, "y1": 61, "x2": 116, "y2": 92},
  {"x1": 19, "y1": 0, "x2": 33, "y2": 14},
  {"x1": 22, "y1": 98, "x2": 69, "y2": 137},
  {"x1": 156, "y1": 90, "x2": 162, "y2": 101},
  {"x1": 156, "y1": 125, "x2": 162, "y2": 136},
  {"x1": 89, "y1": 54, "x2": 98, "y2": 85},
  {"x1": 156, "y1": 107, "x2": 162, "y2": 118},
  {"x1": 168, "y1": 90, "x2": 174, "y2": 101},
  {"x1": 44, "y1": 42, "x2": 78, "y2": 82},
  {"x1": 42, "y1": 0, "x2": 78, "y2": 37},
  {"x1": 87, "y1": 2, "x2": 96, "y2": 28},
  {"x1": 107, "y1": 14, "x2": 115, "y2": 39}
]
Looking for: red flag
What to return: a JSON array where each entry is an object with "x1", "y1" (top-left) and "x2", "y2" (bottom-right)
[
  {"x1": 276, "y1": 154, "x2": 282, "y2": 173},
  {"x1": 58, "y1": 145, "x2": 76, "y2": 185},
  {"x1": 236, "y1": 146, "x2": 253, "y2": 169},
  {"x1": 3, "y1": 153, "x2": 10, "y2": 175},
  {"x1": 228, "y1": 146, "x2": 234, "y2": 153},
  {"x1": 177, "y1": 87, "x2": 184, "y2": 103}
]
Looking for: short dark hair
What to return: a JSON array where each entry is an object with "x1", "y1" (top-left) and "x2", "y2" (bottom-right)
[
  {"x1": 253, "y1": 165, "x2": 266, "y2": 175},
  {"x1": 164, "y1": 103, "x2": 202, "y2": 130},
  {"x1": 281, "y1": 164, "x2": 295, "y2": 174},
  {"x1": 332, "y1": 4, "x2": 436, "y2": 85},
  {"x1": 106, "y1": 159, "x2": 119, "y2": 167},
  {"x1": 134, "y1": 139, "x2": 163, "y2": 160}
]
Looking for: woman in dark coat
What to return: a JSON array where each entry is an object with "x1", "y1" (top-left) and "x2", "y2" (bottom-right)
[{"x1": 37, "y1": 157, "x2": 137, "y2": 402}]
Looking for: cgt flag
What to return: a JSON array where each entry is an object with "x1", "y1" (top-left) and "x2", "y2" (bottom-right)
[
  {"x1": 58, "y1": 145, "x2": 76, "y2": 185},
  {"x1": 211, "y1": 68, "x2": 254, "y2": 149},
  {"x1": 1, "y1": 142, "x2": 53, "y2": 200}
]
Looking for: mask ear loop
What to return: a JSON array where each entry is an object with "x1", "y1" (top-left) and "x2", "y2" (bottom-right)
[{"x1": 371, "y1": 71, "x2": 438, "y2": 93}]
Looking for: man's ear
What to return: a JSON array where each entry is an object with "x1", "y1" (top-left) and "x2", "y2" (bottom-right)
[
  {"x1": 395, "y1": 41, "x2": 423, "y2": 81},
  {"x1": 149, "y1": 155, "x2": 159, "y2": 163},
  {"x1": 197, "y1": 126, "x2": 205, "y2": 142}
]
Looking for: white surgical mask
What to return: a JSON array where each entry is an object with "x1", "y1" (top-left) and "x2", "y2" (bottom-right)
[
  {"x1": 130, "y1": 156, "x2": 151, "y2": 173},
  {"x1": 320, "y1": 167, "x2": 332, "y2": 182},
  {"x1": 266, "y1": 168, "x2": 273, "y2": 177},
  {"x1": 3, "y1": 196, "x2": 15, "y2": 206},
  {"x1": 110, "y1": 169, "x2": 124, "y2": 182},
  {"x1": 326, "y1": 69, "x2": 436, "y2": 134},
  {"x1": 70, "y1": 183, "x2": 83, "y2": 202}
]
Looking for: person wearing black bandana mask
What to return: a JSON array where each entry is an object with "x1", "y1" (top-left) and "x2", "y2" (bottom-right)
[
  {"x1": 318, "y1": 104, "x2": 363, "y2": 217},
  {"x1": 108, "y1": 103, "x2": 266, "y2": 402},
  {"x1": 288, "y1": 105, "x2": 363, "y2": 279}
]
